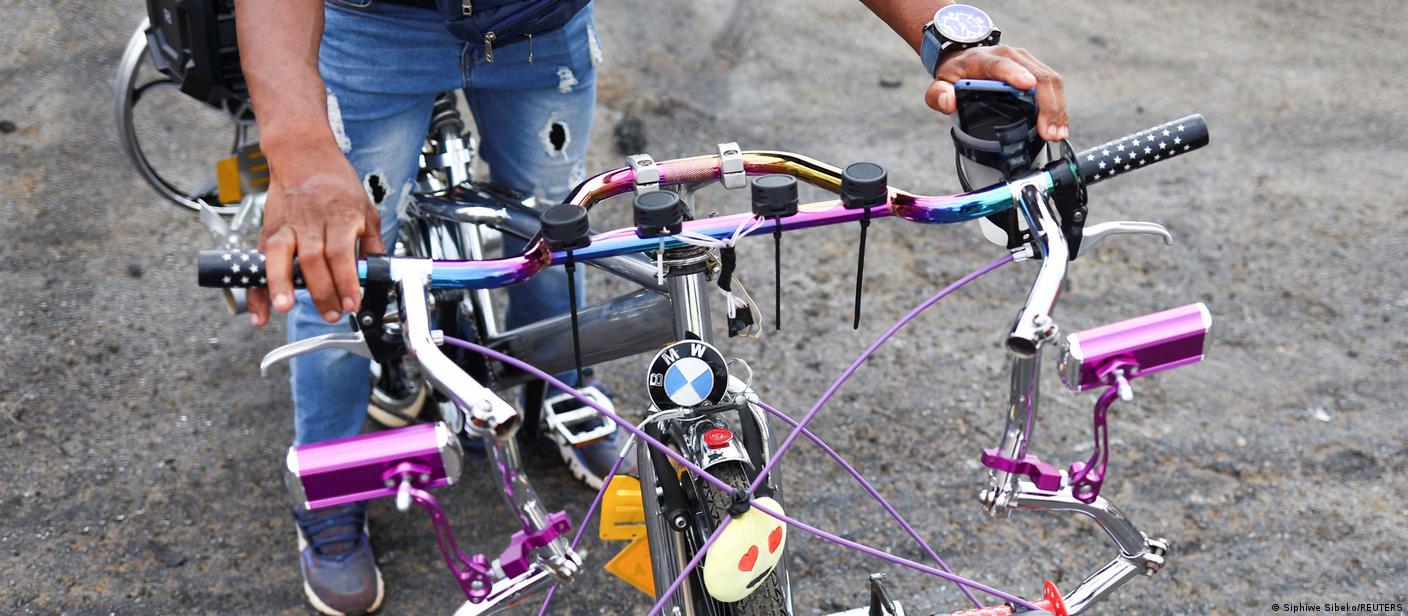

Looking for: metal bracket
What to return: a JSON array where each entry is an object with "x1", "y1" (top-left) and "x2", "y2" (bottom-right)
[
  {"x1": 717, "y1": 142, "x2": 745, "y2": 189},
  {"x1": 626, "y1": 153, "x2": 659, "y2": 194}
]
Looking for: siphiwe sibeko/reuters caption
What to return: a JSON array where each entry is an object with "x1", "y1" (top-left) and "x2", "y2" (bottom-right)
[{"x1": 1272, "y1": 602, "x2": 1406, "y2": 613}]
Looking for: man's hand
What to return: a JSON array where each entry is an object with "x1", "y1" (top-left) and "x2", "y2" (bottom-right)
[
  {"x1": 236, "y1": 0, "x2": 383, "y2": 328},
  {"x1": 926, "y1": 45, "x2": 1068, "y2": 141},
  {"x1": 248, "y1": 152, "x2": 384, "y2": 328}
]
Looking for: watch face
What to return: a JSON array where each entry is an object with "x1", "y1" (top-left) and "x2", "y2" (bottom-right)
[{"x1": 933, "y1": 4, "x2": 994, "y2": 44}]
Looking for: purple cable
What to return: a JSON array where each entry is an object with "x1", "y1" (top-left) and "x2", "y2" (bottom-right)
[
  {"x1": 747, "y1": 501, "x2": 1045, "y2": 613},
  {"x1": 441, "y1": 337, "x2": 733, "y2": 495},
  {"x1": 745, "y1": 254, "x2": 1013, "y2": 497},
  {"x1": 535, "y1": 451, "x2": 630, "y2": 616},
  {"x1": 447, "y1": 253, "x2": 1021, "y2": 613},
  {"x1": 755, "y1": 401, "x2": 982, "y2": 608}
]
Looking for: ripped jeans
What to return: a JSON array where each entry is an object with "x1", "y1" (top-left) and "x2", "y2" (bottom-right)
[{"x1": 288, "y1": 0, "x2": 600, "y2": 446}]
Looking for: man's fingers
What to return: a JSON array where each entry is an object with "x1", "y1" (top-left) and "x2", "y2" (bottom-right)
[
  {"x1": 326, "y1": 223, "x2": 363, "y2": 314},
  {"x1": 359, "y1": 208, "x2": 385, "y2": 257},
  {"x1": 925, "y1": 79, "x2": 956, "y2": 114},
  {"x1": 1004, "y1": 48, "x2": 1068, "y2": 140},
  {"x1": 295, "y1": 228, "x2": 342, "y2": 322},
  {"x1": 262, "y1": 227, "x2": 298, "y2": 314},
  {"x1": 937, "y1": 48, "x2": 1037, "y2": 90},
  {"x1": 248, "y1": 288, "x2": 270, "y2": 327}
]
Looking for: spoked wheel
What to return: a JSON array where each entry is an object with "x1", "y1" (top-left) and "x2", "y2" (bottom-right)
[
  {"x1": 114, "y1": 17, "x2": 250, "y2": 213},
  {"x1": 699, "y1": 462, "x2": 789, "y2": 616}
]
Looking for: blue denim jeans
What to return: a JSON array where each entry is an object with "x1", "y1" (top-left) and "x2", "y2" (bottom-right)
[{"x1": 288, "y1": 0, "x2": 600, "y2": 446}]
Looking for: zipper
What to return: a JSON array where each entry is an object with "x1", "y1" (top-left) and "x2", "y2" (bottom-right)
[
  {"x1": 461, "y1": 0, "x2": 471, "y2": 15},
  {"x1": 478, "y1": 0, "x2": 562, "y2": 63}
]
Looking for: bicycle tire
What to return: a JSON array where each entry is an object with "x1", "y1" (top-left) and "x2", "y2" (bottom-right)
[{"x1": 701, "y1": 462, "x2": 789, "y2": 616}]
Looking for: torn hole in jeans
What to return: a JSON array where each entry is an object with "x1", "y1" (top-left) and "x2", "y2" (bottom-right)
[
  {"x1": 326, "y1": 91, "x2": 352, "y2": 153},
  {"x1": 555, "y1": 66, "x2": 579, "y2": 94},
  {"x1": 540, "y1": 118, "x2": 570, "y2": 159},
  {"x1": 363, "y1": 172, "x2": 388, "y2": 205}
]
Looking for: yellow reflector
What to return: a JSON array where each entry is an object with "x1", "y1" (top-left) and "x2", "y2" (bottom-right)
[
  {"x1": 216, "y1": 156, "x2": 242, "y2": 204},
  {"x1": 604, "y1": 535, "x2": 656, "y2": 597},
  {"x1": 599, "y1": 475, "x2": 646, "y2": 541}
]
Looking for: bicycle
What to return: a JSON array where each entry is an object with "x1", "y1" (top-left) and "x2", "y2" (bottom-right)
[{"x1": 193, "y1": 107, "x2": 1214, "y2": 615}]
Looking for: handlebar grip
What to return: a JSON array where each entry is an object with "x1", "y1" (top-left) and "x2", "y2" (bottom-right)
[
  {"x1": 1076, "y1": 114, "x2": 1208, "y2": 186},
  {"x1": 197, "y1": 249, "x2": 303, "y2": 288}
]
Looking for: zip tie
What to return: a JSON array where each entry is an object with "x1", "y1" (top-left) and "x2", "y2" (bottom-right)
[{"x1": 655, "y1": 237, "x2": 665, "y2": 285}]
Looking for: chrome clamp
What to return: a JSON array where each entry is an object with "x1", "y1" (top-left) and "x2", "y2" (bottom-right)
[
  {"x1": 717, "y1": 142, "x2": 745, "y2": 189},
  {"x1": 626, "y1": 153, "x2": 660, "y2": 194}
]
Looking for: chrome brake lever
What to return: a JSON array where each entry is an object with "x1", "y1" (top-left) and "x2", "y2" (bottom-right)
[
  {"x1": 258, "y1": 328, "x2": 443, "y2": 376},
  {"x1": 260, "y1": 331, "x2": 372, "y2": 376},
  {"x1": 1080, "y1": 220, "x2": 1173, "y2": 254}
]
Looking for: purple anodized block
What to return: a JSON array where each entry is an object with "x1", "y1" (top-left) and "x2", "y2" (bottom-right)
[
  {"x1": 285, "y1": 421, "x2": 464, "y2": 510},
  {"x1": 1058, "y1": 302, "x2": 1212, "y2": 392}
]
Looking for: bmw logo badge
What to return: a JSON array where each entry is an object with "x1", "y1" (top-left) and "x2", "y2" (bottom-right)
[{"x1": 646, "y1": 340, "x2": 730, "y2": 410}]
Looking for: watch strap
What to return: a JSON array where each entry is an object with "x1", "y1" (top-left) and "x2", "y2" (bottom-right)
[{"x1": 920, "y1": 26, "x2": 944, "y2": 78}]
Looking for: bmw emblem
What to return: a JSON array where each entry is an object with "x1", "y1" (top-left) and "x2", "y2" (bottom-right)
[{"x1": 646, "y1": 340, "x2": 729, "y2": 410}]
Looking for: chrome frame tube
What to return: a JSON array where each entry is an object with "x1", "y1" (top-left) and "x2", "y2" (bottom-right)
[
  {"x1": 1006, "y1": 480, "x2": 1167, "y2": 615},
  {"x1": 484, "y1": 438, "x2": 578, "y2": 575},
  {"x1": 667, "y1": 272, "x2": 714, "y2": 343},
  {"x1": 1010, "y1": 483, "x2": 1147, "y2": 557}
]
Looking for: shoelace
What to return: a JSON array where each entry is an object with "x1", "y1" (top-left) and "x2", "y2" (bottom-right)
[{"x1": 295, "y1": 506, "x2": 367, "y2": 562}]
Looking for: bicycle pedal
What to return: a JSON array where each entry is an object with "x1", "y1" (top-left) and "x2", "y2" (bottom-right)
[
  {"x1": 543, "y1": 386, "x2": 617, "y2": 446},
  {"x1": 284, "y1": 421, "x2": 463, "y2": 510}
]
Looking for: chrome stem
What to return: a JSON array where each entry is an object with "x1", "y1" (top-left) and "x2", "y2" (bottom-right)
[{"x1": 392, "y1": 259, "x2": 520, "y2": 439}]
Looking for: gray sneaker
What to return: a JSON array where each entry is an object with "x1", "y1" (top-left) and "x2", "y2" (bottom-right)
[{"x1": 292, "y1": 503, "x2": 385, "y2": 615}]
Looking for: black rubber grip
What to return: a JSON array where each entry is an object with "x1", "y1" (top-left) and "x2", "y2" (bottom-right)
[
  {"x1": 1076, "y1": 114, "x2": 1208, "y2": 186},
  {"x1": 197, "y1": 249, "x2": 303, "y2": 288}
]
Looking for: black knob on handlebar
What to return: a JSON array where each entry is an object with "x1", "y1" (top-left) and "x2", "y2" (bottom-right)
[
  {"x1": 750, "y1": 174, "x2": 799, "y2": 218},
  {"x1": 841, "y1": 162, "x2": 888, "y2": 209},
  {"x1": 541, "y1": 204, "x2": 591, "y2": 251},
  {"x1": 633, "y1": 191, "x2": 685, "y2": 239}
]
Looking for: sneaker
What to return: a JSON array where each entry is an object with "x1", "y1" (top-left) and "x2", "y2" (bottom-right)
[
  {"x1": 292, "y1": 503, "x2": 385, "y2": 615},
  {"x1": 540, "y1": 384, "x2": 638, "y2": 490}
]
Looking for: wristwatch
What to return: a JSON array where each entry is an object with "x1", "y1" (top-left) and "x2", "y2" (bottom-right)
[{"x1": 920, "y1": 4, "x2": 1002, "y2": 77}]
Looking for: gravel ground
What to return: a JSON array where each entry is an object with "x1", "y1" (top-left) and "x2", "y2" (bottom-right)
[{"x1": 2, "y1": 1, "x2": 1406, "y2": 615}]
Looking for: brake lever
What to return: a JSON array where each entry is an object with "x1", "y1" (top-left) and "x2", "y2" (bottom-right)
[
  {"x1": 259, "y1": 328, "x2": 442, "y2": 376},
  {"x1": 1078, "y1": 220, "x2": 1173, "y2": 255}
]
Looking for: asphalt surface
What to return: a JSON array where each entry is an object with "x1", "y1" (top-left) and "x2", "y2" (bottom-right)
[{"x1": 2, "y1": 1, "x2": 1406, "y2": 615}]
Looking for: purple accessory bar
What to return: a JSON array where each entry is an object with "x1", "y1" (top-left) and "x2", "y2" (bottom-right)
[
  {"x1": 1059, "y1": 303, "x2": 1211, "y2": 392},
  {"x1": 289, "y1": 422, "x2": 461, "y2": 510}
]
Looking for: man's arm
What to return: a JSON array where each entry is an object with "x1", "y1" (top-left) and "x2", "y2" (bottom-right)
[
  {"x1": 861, "y1": 0, "x2": 1068, "y2": 141},
  {"x1": 235, "y1": 0, "x2": 383, "y2": 327}
]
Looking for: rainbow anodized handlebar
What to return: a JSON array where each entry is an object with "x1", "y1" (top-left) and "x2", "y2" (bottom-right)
[
  {"x1": 196, "y1": 151, "x2": 1045, "y2": 291},
  {"x1": 197, "y1": 113, "x2": 1208, "y2": 292}
]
